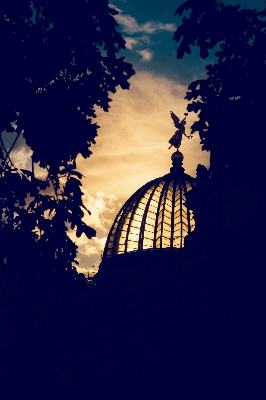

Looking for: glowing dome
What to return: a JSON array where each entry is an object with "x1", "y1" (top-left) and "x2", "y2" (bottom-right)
[{"x1": 103, "y1": 151, "x2": 196, "y2": 259}]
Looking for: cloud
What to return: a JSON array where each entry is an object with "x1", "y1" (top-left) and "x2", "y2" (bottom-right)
[
  {"x1": 81, "y1": 190, "x2": 118, "y2": 233},
  {"x1": 76, "y1": 260, "x2": 100, "y2": 278},
  {"x1": 109, "y1": 5, "x2": 175, "y2": 61},
  {"x1": 109, "y1": 3, "x2": 123, "y2": 13},
  {"x1": 1, "y1": 131, "x2": 48, "y2": 180},
  {"x1": 67, "y1": 191, "x2": 119, "y2": 274},
  {"x1": 124, "y1": 37, "x2": 139, "y2": 50},
  {"x1": 10, "y1": 146, "x2": 32, "y2": 169},
  {"x1": 136, "y1": 49, "x2": 153, "y2": 61},
  {"x1": 124, "y1": 36, "x2": 152, "y2": 61},
  {"x1": 109, "y1": 3, "x2": 175, "y2": 35},
  {"x1": 139, "y1": 21, "x2": 176, "y2": 34},
  {"x1": 114, "y1": 13, "x2": 176, "y2": 34},
  {"x1": 76, "y1": 236, "x2": 107, "y2": 257},
  {"x1": 70, "y1": 236, "x2": 107, "y2": 277},
  {"x1": 1, "y1": 129, "x2": 32, "y2": 171},
  {"x1": 68, "y1": 191, "x2": 118, "y2": 242},
  {"x1": 76, "y1": 265, "x2": 99, "y2": 278},
  {"x1": 124, "y1": 37, "x2": 138, "y2": 51}
]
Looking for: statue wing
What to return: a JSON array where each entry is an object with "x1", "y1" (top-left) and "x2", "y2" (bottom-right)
[{"x1": 170, "y1": 111, "x2": 180, "y2": 129}]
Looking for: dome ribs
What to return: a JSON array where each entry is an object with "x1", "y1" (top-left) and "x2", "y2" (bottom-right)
[
  {"x1": 154, "y1": 178, "x2": 169, "y2": 250},
  {"x1": 103, "y1": 205, "x2": 124, "y2": 258},
  {"x1": 170, "y1": 178, "x2": 177, "y2": 249},
  {"x1": 109, "y1": 204, "x2": 128, "y2": 257},
  {"x1": 179, "y1": 180, "x2": 183, "y2": 248},
  {"x1": 124, "y1": 194, "x2": 144, "y2": 254},
  {"x1": 138, "y1": 184, "x2": 158, "y2": 251},
  {"x1": 183, "y1": 181, "x2": 191, "y2": 236},
  {"x1": 102, "y1": 172, "x2": 196, "y2": 260},
  {"x1": 161, "y1": 180, "x2": 173, "y2": 249},
  {"x1": 104, "y1": 184, "x2": 146, "y2": 258}
]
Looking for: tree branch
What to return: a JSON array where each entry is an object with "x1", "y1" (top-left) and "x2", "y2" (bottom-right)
[
  {"x1": 0, "y1": 130, "x2": 22, "y2": 175},
  {"x1": 0, "y1": 132, "x2": 17, "y2": 174}
]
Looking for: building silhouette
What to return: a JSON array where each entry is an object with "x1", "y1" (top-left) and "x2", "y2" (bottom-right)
[{"x1": 1, "y1": 134, "x2": 266, "y2": 399}]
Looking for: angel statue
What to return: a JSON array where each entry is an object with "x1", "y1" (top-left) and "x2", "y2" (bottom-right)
[{"x1": 168, "y1": 111, "x2": 190, "y2": 150}]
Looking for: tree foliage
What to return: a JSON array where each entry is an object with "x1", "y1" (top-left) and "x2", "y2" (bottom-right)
[
  {"x1": 174, "y1": 0, "x2": 266, "y2": 173},
  {"x1": 0, "y1": 0, "x2": 135, "y2": 284}
]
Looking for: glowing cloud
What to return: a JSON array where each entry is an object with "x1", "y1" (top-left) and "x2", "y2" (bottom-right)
[
  {"x1": 124, "y1": 37, "x2": 139, "y2": 50},
  {"x1": 67, "y1": 191, "x2": 119, "y2": 275},
  {"x1": 81, "y1": 190, "x2": 118, "y2": 233},
  {"x1": 109, "y1": 3, "x2": 175, "y2": 34},
  {"x1": 137, "y1": 49, "x2": 153, "y2": 61},
  {"x1": 9, "y1": 146, "x2": 32, "y2": 169},
  {"x1": 114, "y1": 12, "x2": 176, "y2": 34}
]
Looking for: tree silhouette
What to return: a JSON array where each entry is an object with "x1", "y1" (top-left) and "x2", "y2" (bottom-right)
[
  {"x1": 0, "y1": 1, "x2": 135, "y2": 284},
  {"x1": 174, "y1": 0, "x2": 266, "y2": 174}
]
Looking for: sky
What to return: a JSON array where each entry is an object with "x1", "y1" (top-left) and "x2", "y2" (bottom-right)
[
  {"x1": 5, "y1": 0, "x2": 265, "y2": 277},
  {"x1": 74, "y1": 0, "x2": 265, "y2": 277}
]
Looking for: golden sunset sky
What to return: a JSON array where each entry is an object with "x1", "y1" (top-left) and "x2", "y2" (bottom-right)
[{"x1": 73, "y1": 71, "x2": 210, "y2": 276}]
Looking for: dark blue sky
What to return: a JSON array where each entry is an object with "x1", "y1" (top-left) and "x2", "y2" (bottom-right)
[{"x1": 111, "y1": 0, "x2": 265, "y2": 83}]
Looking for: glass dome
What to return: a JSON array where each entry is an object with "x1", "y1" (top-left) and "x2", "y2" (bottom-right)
[{"x1": 103, "y1": 155, "x2": 196, "y2": 259}]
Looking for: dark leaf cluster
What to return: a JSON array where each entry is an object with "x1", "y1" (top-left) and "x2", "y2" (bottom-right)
[
  {"x1": 0, "y1": 0, "x2": 135, "y2": 285},
  {"x1": 174, "y1": 1, "x2": 266, "y2": 173}
]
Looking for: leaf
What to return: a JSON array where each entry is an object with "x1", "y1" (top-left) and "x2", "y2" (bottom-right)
[
  {"x1": 200, "y1": 45, "x2": 209, "y2": 59},
  {"x1": 83, "y1": 224, "x2": 96, "y2": 239},
  {"x1": 75, "y1": 221, "x2": 96, "y2": 239},
  {"x1": 187, "y1": 101, "x2": 204, "y2": 113},
  {"x1": 174, "y1": 1, "x2": 191, "y2": 16}
]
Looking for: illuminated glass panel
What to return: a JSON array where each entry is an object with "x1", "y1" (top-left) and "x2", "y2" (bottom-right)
[{"x1": 103, "y1": 173, "x2": 196, "y2": 258}]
